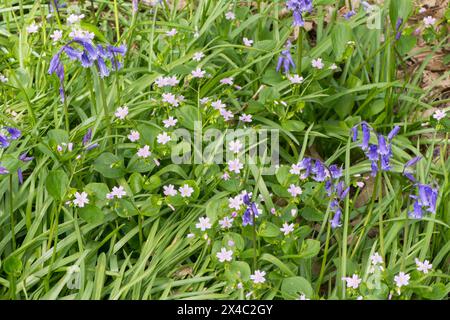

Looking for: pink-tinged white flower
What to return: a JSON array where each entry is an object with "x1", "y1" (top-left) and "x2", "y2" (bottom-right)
[
  {"x1": 228, "y1": 140, "x2": 243, "y2": 154},
  {"x1": 288, "y1": 74, "x2": 304, "y2": 84},
  {"x1": 239, "y1": 114, "x2": 252, "y2": 123},
  {"x1": 154, "y1": 76, "x2": 179, "y2": 87},
  {"x1": 115, "y1": 106, "x2": 129, "y2": 119},
  {"x1": 128, "y1": 130, "x2": 140, "y2": 142},
  {"x1": 329, "y1": 63, "x2": 338, "y2": 70},
  {"x1": 290, "y1": 163, "x2": 302, "y2": 175},
  {"x1": 243, "y1": 37, "x2": 253, "y2": 47},
  {"x1": 73, "y1": 191, "x2": 89, "y2": 208},
  {"x1": 137, "y1": 145, "x2": 151, "y2": 158},
  {"x1": 228, "y1": 195, "x2": 243, "y2": 210},
  {"x1": 433, "y1": 110, "x2": 446, "y2": 121},
  {"x1": 220, "y1": 77, "x2": 234, "y2": 85},
  {"x1": 298, "y1": 294, "x2": 310, "y2": 300},
  {"x1": 157, "y1": 132, "x2": 171, "y2": 145},
  {"x1": 200, "y1": 97, "x2": 210, "y2": 105},
  {"x1": 107, "y1": 186, "x2": 126, "y2": 199},
  {"x1": 220, "y1": 108, "x2": 233, "y2": 121},
  {"x1": 250, "y1": 270, "x2": 266, "y2": 284},
  {"x1": 69, "y1": 28, "x2": 94, "y2": 40},
  {"x1": 291, "y1": 209, "x2": 297, "y2": 217},
  {"x1": 342, "y1": 274, "x2": 362, "y2": 289},
  {"x1": 50, "y1": 30, "x2": 63, "y2": 43},
  {"x1": 311, "y1": 58, "x2": 324, "y2": 69},
  {"x1": 26, "y1": 22, "x2": 39, "y2": 34},
  {"x1": 370, "y1": 252, "x2": 383, "y2": 265},
  {"x1": 280, "y1": 222, "x2": 295, "y2": 235},
  {"x1": 356, "y1": 181, "x2": 365, "y2": 188},
  {"x1": 196, "y1": 216, "x2": 212, "y2": 231},
  {"x1": 287, "y1": 184, "x2": 302, "y2": 197},
  {"x1": 225, "y1": 11, "x2": 235, "y2": 20},
  {"x1": 216, "y1": 248, "x2": 233, "y2": 262},
  {"x1": 166, "y1": 28, "x2": 177, "y2": 37},
  {"x1": 191, "y1": 68, "x2": 206, "y2": 78},
  {"x1": 394, "y1": 272, "x2": 410, "y2": 288},
  {"x1": 0, "y1": 74, "x2": 8, "y2": 83},
  {"x1": 162, "y1": 93, "x2": 179, "y2": 107},
  {"x1": 219, "y1": 216, "x2": 234, "y2": 229},
  {"x1": 163, "y1": 116, "x2": 178, "y2": 128},
  {"x1": 67, "y1": 13, "x2": 85, "y2": 24},
  {"x1": 211, "y1": 99, "x2": 226, "y2": 110},
  {"x1": 228, "y1": 158, "x2": 243, "y2": 174},
  {"x1": 222, "y1": 172, "x2": 230, "y2": 180},
  {"x1": 179, "y1": 184, "x2": 194, "y2": 197},
  {"x1": 415, "y1": 258, "x2": 432, "y2": 274},
  {"x1": 423, "y1": 16, "x2": 436, "y2": 27},
  {"x1": 163, "y1": 184, "x2": 177, "y2": 197},
  {"x1": 419, "y1": 7, "x2": 427, "y2": 14},
  {"x1": 192, "y1": 51, "x2": 205, "y2": 62}
]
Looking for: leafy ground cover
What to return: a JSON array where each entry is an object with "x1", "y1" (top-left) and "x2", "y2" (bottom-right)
[{"x1": 0, "y1": 0, "x2": 449, "y2": 300}]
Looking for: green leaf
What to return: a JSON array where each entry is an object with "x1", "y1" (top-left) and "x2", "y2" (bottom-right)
[
  {"x1": 93, "y1": 152, "x2": 126, "y2": 179},
  {"x1": 140, "y1": 194, "x2": 163, "y2": 217},
  {"x1": 300, "y1": 206, "x2": 323, "y2": 222},
  {"x1": 366, "y1": 99, "x2": 385, "y2": 117},
  {"x1": 78, "y1": 205, "x2": 104, "y2": 224},
  {"x1": 259, "y1": 221, "x2": 281, "y2": 238},
  {"x1": 3, "y1": 256, "x2": 22, "y2": 276},
  {"x1": 280, "y1": 120, "x2": 306, "y2": 132},
  {"x1": 331, "y1": 22, "x2": 353, "y2": 61},
  {"x1": 115, "y1": 199, "x2": 139, "y2": 218},
  {"x1": 389, "y1": 0, "x2": 412, "y2": 28},
  {"x1": 175, "y1": 105, "x2": 200, "y2": 130},
  {"x1": 298, "y1": 239, "x2": 321, "y2": 259},
  {"x1": 45, "y1": 169, "x2": 69, "y2": 200},
  {"x1": 281, "y1": 276, "x2": 313, "y2": 299},
  {"x1": 260, "y1": 253, "x2": 295, "y2": 277}
]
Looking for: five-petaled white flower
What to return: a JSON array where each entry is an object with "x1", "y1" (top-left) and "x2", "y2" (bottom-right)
[
  {"x1": 163, "y1": 116, "x2": 178, "y2": 128},
  {"x1": 225, "y1": 11, "x2": 235, "y2": 20},
  {"x1": 250, "y1": 270, "x2": 266, "y2": 284},
  {"x1": 166, "y1": 28, "x2": 177, "y2": 37},
  {"x1": 67, "y1": 14, "x2": 85, "y2": 24},
  {"x1": 220, "y1": 77, "x2": 234, "y2": 85},
  {"x1": 423, "y1": 16, "x2": 436, "y2": 27},
  {"x1": 220, "y1": 108, "x2": 234, "y2": 121},
  {"x1": 243, "y1": 37, "x2": 253, "y2": 47},
  {"x1": 311, "y1": 58, "x2": 324, "y2": 69},
  {"x1": 0, "y1": 74, "x2": 8, "y2": 83},
  {"x1": 228, "y1": 195, "x2": 243, "y2": 210},
  {"x1": 280, "y1": 222, "x2": 295, "y2": 235},
  {"x1": 287, "y1": 184, "x2": 302, "y2": 197},
  {"x1": 370, "y1": 252, "x2": 383, "y2": 265},
  {"x1": 228, "y1": 140, "x2": 243, "y2": 154},
  {"x1": 162, "y1": 93, "x2": 179, "y2": 107},
  {"x1": 73, "y1": 191, "x2": 89, "y2": 208},
  {"x1": 50, "y1": 30, "x2": 63, "y2": 43},
  {"x1": 157, "y1": 132, "x2": 171, "y2": 145},
  {"x1": 128, "y1": 130, "x2": 140, "y2": 142},
  {"x1": 298, "y1": 294, "x2": 310, "y2": 300},
  {"x1": 216, "y1": 248, "x2": 233, "y2": 262},
  {"x1": 415, "y1": 258, "x2": 432, "y2": 274},
  {"x1": 394, "y1": 272, "x2": 410, "y2": 288},
  {"x1": 288, "y1": 74, "x2": 304, "y2": 84},
  {"x1": 211, "y1": 99, "x2": 226, "y2": 110},
  {"x1": 342, "y1": 274, "x2": 362, "y2": 289},
  {"x1": 433, "y1": 110, "x2": 446, "y2": 121},
  {"x1": 192, "y1": 52, "x2": 205, "y2": 62},
  {"x1": 137, "y1": 145, "x2": 151, "y2": 158},
  {"x1": 163, "y1": 184, "x2": 177, "y2": 197},
  {"x1": 196, "y1": 216, "x2": 212, "y2": 231},
  {"x1": 191, "y1": 68, "x2": 206, "y2": 78},
  {"x1": 239, "y1": 114, "x2": 252, "y2": 123},
  {"x1": 329, "y1": 63, "x2": 338, "y2": 70},
  {"x1": 107, "y1": 186, "x2": 126, "y2": 199},
  {"x1": 179, "y1": 184, "x2": 194, "y2": 197},
  {"x1": 27, "y1": 22, "x2": 39, "y2": 34},
  {"x1": 219, "y1": 216, "x2": 234, "y2": 229},
  {"x1": 115, "y1": 106, "x2": 129, "y2": 119},
  {"x1": 228, "y1": 159, "x2": 243, "y2": 174}
]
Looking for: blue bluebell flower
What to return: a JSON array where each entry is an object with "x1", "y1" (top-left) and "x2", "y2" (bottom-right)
[
  {"x1": 286, "y1": 0, "x2": 313, "y2": 27},
  {"x1": 409, "y1": 183, "x2": 438, "y2": 218},
  {"x1": 343, "y1": 10, "x2": 356, "y2": 20},
  {"x1": 17, "y1": 152, "x2": 34, "y2": 184},
  {"x1": 82, "y1": 128, "x2": 92, "y2": 146},
  {"x1": 403, "y1": 156, "x2": 421, "y2": 182},
  {"x1": 0, "y1": 164, "x2": 8, "y2": 175},
  {"x1": 276, "y1": 41, "x2": 295, "y2": 74},
  {"x1": 395, "y1": 18, "x2": 403, "y2": 40}
]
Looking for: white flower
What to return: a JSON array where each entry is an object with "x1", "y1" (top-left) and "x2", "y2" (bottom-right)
[
  {"x1": 69, "y1": 28, "x2": 94, "y2": 40},
  {"x1": 228, "y1": 159, "x2": 243, "y2": 174},
  {"x1": 211, "y1": 99, "x2": 226, "y2": 110},
  {"x1": 239, "y1": 114, "x2": 252, "y2": 123},
  {"x1": 228, "y1": 195, "x2": 243, "y2": 210},
  {"x1": 370, "y1": 252, "x2": 383, "y2": 265},
  {"x1": 311, "y1": 58, "x2": 324, "y2": 69},
  {"x1": 107, "y1": 186, "x2": 126, "y2": 199},
  {"x1": 415, "y1": 258, "x2": 432, "y2": 274},
  {"x1": 228, "y1": 140, "x2": 243, "y2": 154},
  {"x1": 394, "y1": 272, "x2": 410, "y2": 288},
  {"x1": 200, "y1": 97, "x2": 210, "y2": 105},
  {"x1": 196, "y1": 216, "x2": 212, "y2": 231},
  {"x1": 73, "y1": 191, "x2": 89, "y2": 208},
  {"x1": 163, "y1": 116, "x2": 178, "y2": 128},
  {"x1": 290, "y1": 163, "x2": 302, "y2": 175},
  {"x1": 179, "y1": 184, "x2": 194, "y2": 197},
  {"x1": 220, "y1": 108, "x2": 233, "y2": 121},
  {"x1": 287, "y1": 184, "x2": 302, "y2": 197},
  {"x1": 291, "y1": 209, "x2": 297, "y2": 217},
  {"x1": 163, "y1": 184, "x2": 177, "y2": 197},
  {"x1": 288, "y1": 74, "x2": 304, "y2": 84},
  {"x1": 216, "y1": 248, "x2": 233, "y2": 262},
  {"x1": 191, "y1": 68, "x2": 206, "y2": 78},
  {"x1": 219, "y1": 216, "x2": 234, "y2": 229},
  {"x1": 220, "y1": 77, "x2": 234, "y2": 85},
  {"x1": 423, "y1": 16, "x2": 436, "y2": 27},
  {"x1": 222, "y1": 172, "x2": 230, "y2": 180},
  {"x1": 433, "y1": 110, "x2": 446, "y2": 121},
  {"x1": 162, "y1": 93, "x2": 179, "y2": 107},
  {"x1": 128, "y1": 130, "x2": 140, "y2": 142},
  {"x1": 26, "y1": 22, "x2": 39, "y2": 34},
  {"x1": 157, "y1": 132, "x2": 171, "y2": 145},
  {"x1": 329, "y1": 63, "x2": 338, "y2": 70},
  {"x1": 115, "y1": 106, "x2": 129, "y2": 119},
  {"x1": 166, "y1": 28, "x2": 177, "y2": 37},
  {"x1": 280, "y1": 222, "x2": 295, "y2": 235},
  {"x1": 342, "y1": 274, "x2": 362, "y2": 289},
  {"x1": 137, "y1": 145, "x2": 152, "y2": 158},
  {"x1": 298, "y1": 294, "x2": 310, "y2": 300},
  {"x1": 243, "y1": 37, "x2": 253, "y2": 47},
  {"x1": 419, "y1": 7, "x2": 427, "y2": 14},
  {"x1": 155, "y1": 76, "x2": 179, "y2": 88},
  {"x1": 187, "y1": 233, "x2": 195, "y2": 238},
  {"x1": 225, "y1": 11, "x2": 235, "y2": 20},
  {"x1": 0, "y1": 74, "x2": 8, "y2": 83},
  {"x1": 250, "y1": 270, "x2": 266, "y2": 284},
  {"x1": 67, "y1": 14, "x2": 85, "y2": 25},
  {"x1": 50, "y1": 30, "x2": 63, "y2": 43},
  {"x1": 192, "y1": 52, "x2": 205, "y2": 62}
]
